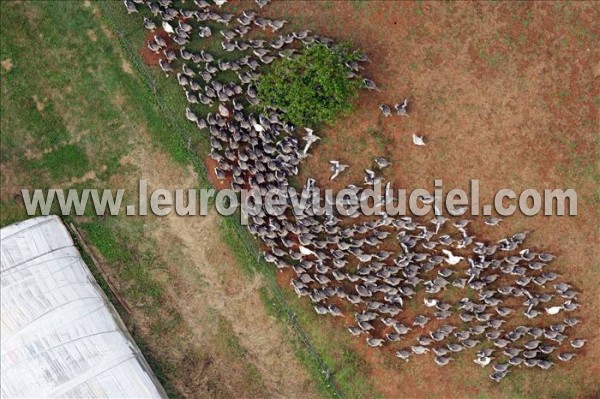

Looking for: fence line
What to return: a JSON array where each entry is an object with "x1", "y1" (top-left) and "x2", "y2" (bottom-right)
[{"x1": 98, "y1": 2, "x2": 344, "y2": 398}]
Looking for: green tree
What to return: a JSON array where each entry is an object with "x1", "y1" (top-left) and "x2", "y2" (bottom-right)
[{"x1": 257, "y1": 44, "x2": 361, "y2": 127}]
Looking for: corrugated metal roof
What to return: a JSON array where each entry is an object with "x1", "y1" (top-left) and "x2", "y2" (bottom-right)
[{"x1": 1, "y1": 216, "x2": 166, "y2": 399}]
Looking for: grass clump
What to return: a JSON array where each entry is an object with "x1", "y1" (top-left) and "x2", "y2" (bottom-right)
[{"x1": 32, "y1": 144, "x2": 90, "y2": 180}]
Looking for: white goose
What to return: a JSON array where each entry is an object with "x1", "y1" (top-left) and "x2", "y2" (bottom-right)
[
  {"x1": 441, "y1": 249, "x2": 464, "y2": 265},
  {"x1": 162, "y1": 21, "x2": 175, "y2": 35},
  {"x1": 412, "y1": 133, "x2": 426, "y2": 146},
  {"x1": 545, "y1": 306, "x2": 562, "y2": 315}
]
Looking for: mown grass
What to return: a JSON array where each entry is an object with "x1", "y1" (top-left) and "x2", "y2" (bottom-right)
[
  {"x1": 555, "y1": 132, "x2": 600, "y2": 205},
  {"x1": 0, "y1": 1, "x2": 184, "y2": 387},
  {"x1": 0, "y1": 2, "x2": 190, "y2": 193},
  {"x1": 32, "y1": 144, "x2": 90, "y2": 179},
  {"x1": 0, "y1": 2, "x2": 264, "y2": 397},
  {"x1": 99, "y1": 1, "x2": 213, "y2": 167}
]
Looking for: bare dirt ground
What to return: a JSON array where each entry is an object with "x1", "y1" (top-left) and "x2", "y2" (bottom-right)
[
  {"x1": 259, "y1": 1, "x2": 600, "y2": 398},
  {"x1": 140, "y1": 29, "x2": 178, "y2": 65}
]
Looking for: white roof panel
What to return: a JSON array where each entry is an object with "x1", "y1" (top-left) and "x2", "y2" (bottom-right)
[{"x1": 1, "y1": 216, "x2": 166, "y2": 399}]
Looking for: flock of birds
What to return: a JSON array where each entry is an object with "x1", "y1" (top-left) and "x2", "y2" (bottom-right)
[
  {"x1": 124, "y1": 0, "x2": 586, "y2": 383},
  {"x1": 377, "y1": 99, "x2": 426, "y2": 146}
]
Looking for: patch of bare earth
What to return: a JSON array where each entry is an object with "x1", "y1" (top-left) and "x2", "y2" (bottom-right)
[
  {"x1": 1, "y1": 58, "x2": 14, "y2": 73},
  {"x1": 121, "y1": 59, "x2": 134, "y2": 75},
  {"x1": 31, "y1": 95, "x2": 45, "y2": 112},
  {"x1": 86, "y1": 29, "x2": 97, "y2": 42},
  {"x1": 260, "y1": 1, "x2": 600, "y2": 398},
  {"x1": 140, "y1": 29, "x2": 178, "y2": 66},
  {"x1": 0, "y1": 162, "x2": 21, "y2": 202}
]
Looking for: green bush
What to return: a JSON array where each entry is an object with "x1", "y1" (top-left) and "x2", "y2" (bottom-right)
[{"x1": 257, "y1": 44, "x2": 361, "y2": 127}]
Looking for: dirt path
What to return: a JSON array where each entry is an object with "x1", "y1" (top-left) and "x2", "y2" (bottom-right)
[
  {"x1": 127, "y1": 142, "x2": 319, "y2": 399},
  {"x1": 163, "y1": 212, "x2": 319, "y2": 399}
]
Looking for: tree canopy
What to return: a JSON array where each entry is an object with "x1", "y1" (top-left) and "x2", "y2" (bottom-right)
[{"x1": 257, "y1": 44, "x2": 361, "y2": 127}]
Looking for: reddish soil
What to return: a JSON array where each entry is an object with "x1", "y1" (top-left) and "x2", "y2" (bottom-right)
[
  {"x1": 205, "y1": 157, "x2": 232, "y2": 190},
  {"x1": 257, "y1": 1, "x2": 599, "y2": 398},
  {"x1": 140, "y1": 28, "x2": 178, "y2": 65}
]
